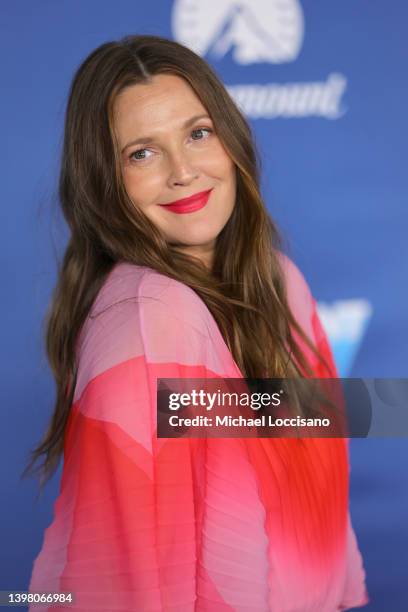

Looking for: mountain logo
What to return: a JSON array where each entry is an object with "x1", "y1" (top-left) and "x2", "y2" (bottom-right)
[
  {"x1": 172, "y1": 0, "x2": 304, "y2": 64},
  {"x1": 317, "y1": 299, "x2": 373, "y2": 376}
]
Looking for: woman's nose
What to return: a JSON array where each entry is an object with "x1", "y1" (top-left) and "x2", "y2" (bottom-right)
[{"x1": 167, "y1": 150, "x2": 199, "y2": 186}]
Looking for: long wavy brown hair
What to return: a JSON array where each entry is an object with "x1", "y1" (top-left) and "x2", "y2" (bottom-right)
[{"x1": 23, "y1": 34, "x2": 329, "y2": 489}]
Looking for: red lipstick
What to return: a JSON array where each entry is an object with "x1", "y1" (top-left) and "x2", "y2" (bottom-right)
[{"x1": 159, "y1": 189, "x2": 213, "y2": 214}]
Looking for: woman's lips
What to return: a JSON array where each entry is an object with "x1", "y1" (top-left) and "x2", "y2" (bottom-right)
[{"x1": 158, "y1": 188, "x2": 213, "y2": 214}]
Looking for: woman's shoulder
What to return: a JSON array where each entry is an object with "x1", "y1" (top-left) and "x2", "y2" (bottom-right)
[
  {"x1": 89, "y1": 261, "x2": 212, "y2": 332},
  {"x1": 90, "y1": 262, "x2": 204, "y2": 318},
  {"x1": 277, "y1": 252, "x2": 312, "y2": 298},
  {"x1": 75, "y1": 263, "x2": 232, "y2": 401},
  {"x1": 277, "y1": 251, "x2": 315, "y2": 337}
]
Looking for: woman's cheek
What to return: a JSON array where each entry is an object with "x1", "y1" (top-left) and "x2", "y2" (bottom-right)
[{"x1": 125, "y1": 173, "x2": 160, "y2": 211}]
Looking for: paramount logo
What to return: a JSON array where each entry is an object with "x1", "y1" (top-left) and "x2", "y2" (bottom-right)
[
  {"x1": 172, "y1": 0, "x2": 305, "y2": 64},
  {"x1": 226, "y1": 73, "x2": 347, "y2": 119},
  {"x1": 172, "y1": 0, "x2": 348, "y2": 120}
]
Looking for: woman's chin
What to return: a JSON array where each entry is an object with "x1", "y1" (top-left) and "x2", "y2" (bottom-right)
[{"x1": 165, "y1": 228, "x2": 220, "y2": 249}]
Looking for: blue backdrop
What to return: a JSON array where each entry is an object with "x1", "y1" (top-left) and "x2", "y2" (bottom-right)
[{"x1": 1, "y1": 1, "x2": 407, "y2": 610}]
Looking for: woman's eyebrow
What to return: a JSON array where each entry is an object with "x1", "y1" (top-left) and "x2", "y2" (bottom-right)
[{"x1": 121, "y1": 113, "x2": 211, "y2": 152}]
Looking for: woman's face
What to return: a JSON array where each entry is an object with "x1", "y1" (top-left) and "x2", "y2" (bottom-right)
[{"x1": 113, "y1": 74, "x2": 236, "y2": 267}]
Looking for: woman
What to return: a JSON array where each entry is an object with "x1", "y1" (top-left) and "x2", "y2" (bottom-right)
[{"x1": 25, "y1": 35, "x2": 369, "y2": 611}]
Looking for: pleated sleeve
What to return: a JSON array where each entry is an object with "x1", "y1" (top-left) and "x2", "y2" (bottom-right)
[{"x1": 28, "y1": 263, "x2": 249, "y2": 611}]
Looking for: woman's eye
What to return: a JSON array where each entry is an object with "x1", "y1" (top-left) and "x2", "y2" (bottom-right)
[
  {"x1": 191, "y1": 127, "x2": 213, "y2": 141},
  {"x1": 129, "y1": 148, "x2": 153, "y2": 162}
]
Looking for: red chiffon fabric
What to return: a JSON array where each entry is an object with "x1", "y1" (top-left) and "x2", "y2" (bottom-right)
[{"x1": 29, "y1": 254, "x2": 369, "y2": 611}]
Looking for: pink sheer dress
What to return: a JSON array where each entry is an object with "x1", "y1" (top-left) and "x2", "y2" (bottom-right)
[{"x1": 28, "y1": 254, "x2": 369, "y2": 611}]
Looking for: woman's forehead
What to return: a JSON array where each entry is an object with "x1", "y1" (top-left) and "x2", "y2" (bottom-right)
[
  {"x1": 113, "y1": 75, "x2": 208, "y2": 140},
  {"x1": 114, "y1": 74, "x2": 203, "y2": 115}
]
